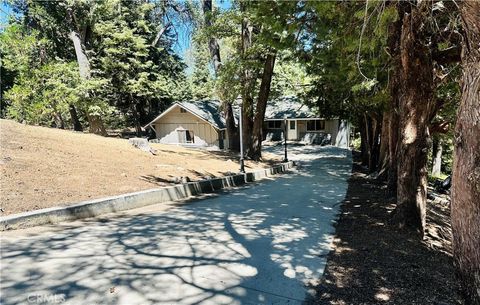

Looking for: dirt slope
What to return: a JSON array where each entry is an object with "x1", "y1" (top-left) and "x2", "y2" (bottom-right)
[{"x1": 0, "y1": 119, "x2": 280, "y2": 215}]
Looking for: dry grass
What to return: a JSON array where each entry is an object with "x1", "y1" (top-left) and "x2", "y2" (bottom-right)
[{"x1": 0, "y1": 119, "x2": 280, "y2": 215}]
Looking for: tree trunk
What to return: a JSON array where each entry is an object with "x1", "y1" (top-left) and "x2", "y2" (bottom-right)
[
  {"x1": 363, "y1": 114, "x2": 372, "y2": 167},
  {"x1": 203, "y1": 0, "x2": 222, "y2": 73},
  {"x1": 203, "y1": 0, "x2": 238, "y2": 151},
  {"x1": 241, "y1": 99, "x2": 254, "y2": 156},
  {"x1": 368, "y1": 114, "x2": 381, "y2": 173},
  {"x1": 224, "y1": 107, "x2": 238, "y2": 152},
  {"x1": 87, "y1": 114, "x2": 107, "y2": 136},
  {"x1": 451, "y1": 2, "x2": 480, "y2": 304},
  {"x1": 69, "y1": 104, "x2": 83, "y2": 131},
  {"x1": 378, "y1": 112, "x2": 390, "y2": 173},
  {"x1": 240, "y1": 8, "x2": 255, "y2": 157},
  {"x1": 393, "y1": 3, "x2": 435, "y2": 236},
  {"x1": 53, "y1": 112, "x2": 65, "y2": 129},
  {"x1": 359, "y1": 118, "x2": 369, "y2": 166},
  {"x1": 431, "y1": 137, "x2": 443, "y2": 176},
  {"x1": 69, "y1": 31, "x2": 91, "y2": 80},
  {"x1": 69, "y1": 29, "x2": 107, "y2": 136},
  {"x1": 387, "y1": 106, "x2": 399, "y2": 196},
  {"x1": 248, "y1": 53, "x2": 276, "y2": 160},
  {"x1": 360, "y1": 113, "x2": 381, "y2": 172},
  {"x1": 225, "y1": 103, "x2": 239, "y2": 151},
  {"x1": 134, "y1": 103, "x2": 144, "y2": 136},
  {"x1": 386, "y1": 8, "x2": 403, "y2": 197}
]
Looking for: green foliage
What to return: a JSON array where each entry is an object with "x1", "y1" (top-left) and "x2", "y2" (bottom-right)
[
  {"x1": 351, "y1": 136, "x2": 362, "y2": 151},
  {"x1": 270, "y1": 56, "x2": 314, "y2": 99},
  {"x1": 1, "y1": 0, "x2": 190, "y2": 130},
  {"x1": 5, "y1": 62, "x2": 80, "y2": 126},
  {"x1": 0, "y1": 24, "x2": 49, "y2": 73},
  {"x1": 89, "y1": 0, "x2": 189, "y2": 126},
  {"x1": 187, "y1": 38, "x2": 215, "y2": 100},
  {"x1": 196, "y1": 1, "x2": 309, "y2": 106},
  {"x1": 301, "y1": 2, "x2": 396, "y2": 121},
  {"x1": 1, "y1": 0, "x2": 461, "y2": 144}
]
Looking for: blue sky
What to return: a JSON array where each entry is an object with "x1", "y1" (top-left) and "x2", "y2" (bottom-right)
[
  {"x1": 173, "y1": 0, "x2": 232, "y2": 58},
  {"x1": 0, "y1": 0, "x2": 232, "y2": 59},
  {"x1": 0, "y1": 1, "x2": 13, "y2": 30}
]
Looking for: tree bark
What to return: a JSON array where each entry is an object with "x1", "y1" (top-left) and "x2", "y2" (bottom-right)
[
  {"x1": 53, "y1": 112, "x2": 65, "y2": 129},
  {"x1": 203, "y1": 0, "x2": 238, "y2": 151},
  {"x1": 393, "y1": 3, "x2": 435, "y2": 236},
  {"x1": 364, "y1": 114, "x2": 372, "y2": 168},
  {"x1": 69, "y1": 104, "x2": 83, "y2": 131},
  {"x1": 452, "y1": 2, "x2": 480, "y2": 304},
  {"x1": 87, "y1": 114, "x2": 107, "y2": 136},
  {"x1": 387, "y1": 105, "x2": 399, "y2": 196},
  {"x1": 359, "y1": 117, "x2": 369, "y2": 166},
  {"x1": 69, "y1": 27, "x2": 107, "y2": 136},
  {"x1": 151, "y1": 25, "x2": 167, "y2": 47},
  {"x1": 386, "y1": 8, "x2": 403, "y2": 197},
  {"x1": 368, "y1": 114, "x2": 381, "y2": 172},
  {"x1": 203, "y1": 0, "x2": 222, "y2": 73},
  {"x1": 69, "y1": 31, "x2": 91, "y2": 80},
  {"x1": 225, "y1": 103, "x2": 239, "y2": 151},
  {"x1": 134, "y1": 102, "x2": 144, "y2": 136},
  {"x1": 378, "y1": 112, "x2": 390, "y2": 174},
  {"x1": 240, "y1": 9, "x2": 254, "y2": 157},
  {"x1": 248, "y1": 53, "x2": 276, "y2": 160},
  {"x1": 241, "y1": 98, "x2": 254, "y2": 156},
  {"x1": 361, "y1": 113, "x2": 381, "y2": 172}
]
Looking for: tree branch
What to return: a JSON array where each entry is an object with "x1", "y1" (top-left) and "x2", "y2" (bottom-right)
[{"x1": 151, "y1": 23, "x2": 171, "y2": 47}]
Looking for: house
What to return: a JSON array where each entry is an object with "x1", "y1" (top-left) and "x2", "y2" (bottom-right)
[
  {"x1": 145, "y1": 97, "x2": 350, "y2": 150},
  {"x1": 144, "y1": 100, "x2": 234, "y2": 150},
  {"x1": 264, "y1": 96, "x2": 351, "y2": 147}
]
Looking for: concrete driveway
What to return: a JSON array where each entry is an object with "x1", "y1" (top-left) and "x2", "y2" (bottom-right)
[{"x1": 0, "y1": 146, "x2": 352, "y2": 305}]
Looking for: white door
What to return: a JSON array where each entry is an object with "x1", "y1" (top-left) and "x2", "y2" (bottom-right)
[{"x1": 287, "y1": 120, "x2": 297, "y2": 140}]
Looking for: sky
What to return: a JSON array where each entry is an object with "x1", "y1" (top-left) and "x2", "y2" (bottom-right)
[
  {"x1": 0, "y1": 2, "x2": 13, "y2": 30},
  {"x1": 0, "y1": 0, "x2": 233, "y2": 59},
  {"x1": 173, "y1": 0, "x2": 232, "y2": 58}
]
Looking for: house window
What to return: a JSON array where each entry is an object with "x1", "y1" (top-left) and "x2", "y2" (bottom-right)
[
  {"x1": 180, "y1": 108, "x2": 187, "y2": 113},
  {"x1": 307, "y1": 120, "x2": 325, "y2": 131},
  {"x1": 177, "y1": 130, "x2": 194, "y2": 143},
  {"x1": 289, "y1": 121, "x2": 295, "y2": 130},
  {"x1": 267, "y1": 121, "x2": 282, "y2": 129}
]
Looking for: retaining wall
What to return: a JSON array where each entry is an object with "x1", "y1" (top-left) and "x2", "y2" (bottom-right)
[{"x1": 0, "y1": 162, "x2": 295, "y2": 231}]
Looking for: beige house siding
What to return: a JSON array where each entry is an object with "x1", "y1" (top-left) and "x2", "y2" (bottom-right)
[
  {"x1": 264, "y1": 118, "x2": 340, "y2": 144},
  {"x1": 325, "y1": 119, "x2": 339, "y2": 141},
  {"x1": 152, "y1": 105, "x2": 226, "y2": 148},
  {"x1": 297, "y1": 120, "x2": 307, "y2": 137},
  {"x1": 296, "y1": 119, "x2": 338, "y2": 140}
]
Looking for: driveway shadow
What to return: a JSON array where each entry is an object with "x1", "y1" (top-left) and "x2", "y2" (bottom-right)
[{"x1": 1, "y1": 147, "x2": 352, "y2": 305}]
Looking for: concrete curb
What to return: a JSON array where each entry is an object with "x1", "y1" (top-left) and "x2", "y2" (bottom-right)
[{"x1": 0, "y1": 161, "x2": 295, "y2": 231}]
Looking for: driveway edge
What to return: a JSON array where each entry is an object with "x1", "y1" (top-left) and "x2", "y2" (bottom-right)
[{"x1": 0, "y1": 161, "x2": 295, "y2": 231}]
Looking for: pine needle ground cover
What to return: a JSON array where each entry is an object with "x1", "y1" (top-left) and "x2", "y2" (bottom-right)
[{"x1": 315, "y1": 152, "x2": 461, "y2": 305}]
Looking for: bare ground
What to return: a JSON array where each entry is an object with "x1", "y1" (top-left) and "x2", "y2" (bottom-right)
[
  {"x1": 314, "y1": 152, "x2": 462, "y2": 305},
  {"x1": 0, "y1": 119, "x2": 280, "y2": 216}
]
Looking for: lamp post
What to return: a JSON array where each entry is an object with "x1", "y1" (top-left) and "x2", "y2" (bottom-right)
[
  {"x1": 237, "y1": 96, "x2": 245, "y2": 173},
  {"x1": 283, "y1": 117, "x2": 288, "y2": 162}
]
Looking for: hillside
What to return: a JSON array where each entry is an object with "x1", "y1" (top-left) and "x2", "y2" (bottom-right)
[{"x1": 0, "y1": 119, "x2": 280, "y2": 215}]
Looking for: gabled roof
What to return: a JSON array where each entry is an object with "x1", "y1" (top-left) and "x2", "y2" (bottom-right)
[
  {"x1": 145, "y1": 100, "x2": 238, "y2": 130},
  {"x1": 146, "y1": 96, "x2": 323, "y2": 130},
  {"x1": 265, "y1": 96, "x2": 318, "y2": 120}
]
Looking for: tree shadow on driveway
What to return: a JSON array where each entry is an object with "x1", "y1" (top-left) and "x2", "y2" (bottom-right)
[{"x1": 1, "y1": 147, "x2": 352, "y2": 305}]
